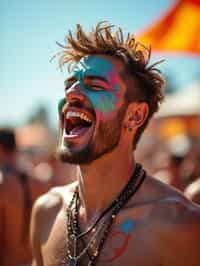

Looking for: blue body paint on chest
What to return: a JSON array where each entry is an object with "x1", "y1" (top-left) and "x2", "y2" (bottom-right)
[{"x1": 120, "y1": 219, "x2": 135, "y2": 234}]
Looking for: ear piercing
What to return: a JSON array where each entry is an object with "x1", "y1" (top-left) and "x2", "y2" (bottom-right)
[{"x1": 123, "y1": 124, "x2": 132, "y2": 132}]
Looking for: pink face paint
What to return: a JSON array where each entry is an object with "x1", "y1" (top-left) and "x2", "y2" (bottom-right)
[{"x1": 72, "y1": 56, "x2": 121, "y2": 116}]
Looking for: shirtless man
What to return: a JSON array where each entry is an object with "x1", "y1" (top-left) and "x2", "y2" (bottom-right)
[{"x1": 30, "y1": 22, "x2": 200, "y2": 266}]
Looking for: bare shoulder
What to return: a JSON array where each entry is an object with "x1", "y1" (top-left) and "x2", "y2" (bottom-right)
[
  {"x1": 147, "y1": 176, "x2": 199, "y2": 219},
  {"x1": 30, "y1": 181, "x2": 78, "y2": 246},
  {"x1": 144, "y1": 176, "x2": 200, "y2": 242},
  {"x1": 31, "y1": 181, "x2": 78, "y2": 221},
  {"x1": 184, "y1": 177, "x2": 200, "y2": 204},
  {"x1": 146, "y1": 177, "x2": 200, "y2": 265}
]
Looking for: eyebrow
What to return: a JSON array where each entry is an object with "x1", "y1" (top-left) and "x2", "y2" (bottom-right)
[
  {"x1": 64, "y1": 75, "x2": 109, "y2": 86},
  {"x1": 84, "y1": 75, "x2": 109, "y2": 84}
]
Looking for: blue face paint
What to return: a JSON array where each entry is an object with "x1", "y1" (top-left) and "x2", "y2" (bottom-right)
[
  {"x1": 71, "y1": 56, "x2": 122, "y2": 115},
  {"x1": 120, "y1": 219, "x2": 135, "y2": 234},
  {"x1": 58, "y1": 98, "x2": 65, "y2": 113},
  {"x1": 74, "y1": 56, "x2": 114, "y2": 80}
]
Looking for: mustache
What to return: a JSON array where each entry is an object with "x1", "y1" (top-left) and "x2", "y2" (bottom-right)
[
  {"x1": 60, "y1": 99, "x2": 95, "y2": 117},
  {"x1": 67, "y1": 100, "x2": 84, "y2": 109}
]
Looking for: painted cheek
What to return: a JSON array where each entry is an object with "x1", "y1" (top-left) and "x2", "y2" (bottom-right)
[
  {"x1": 108, "y1": 72, "x2": 120, "y2": 90},
  {"x1": 96, "y1": 94, "x2": 116, "y2": 114},
  {"x1": 113, "y1": 84, "x2": 120, "y2": 91},
  {"x1": 84, "y1": 89, "x2": 117, "y2": 115}
]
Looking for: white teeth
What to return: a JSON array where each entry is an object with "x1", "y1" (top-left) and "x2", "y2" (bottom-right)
[{"x1": 66, "y1": 111, "x2": 92, "y2": 123}]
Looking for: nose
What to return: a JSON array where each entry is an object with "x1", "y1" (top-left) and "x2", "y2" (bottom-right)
[{"x1": 66, "y1": 81, "x2": 85, "y2": 103}]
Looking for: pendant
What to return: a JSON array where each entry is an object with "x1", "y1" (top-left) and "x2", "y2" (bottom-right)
[{"x1": 69, "y1": 258, "x2": 77, "y2": 266}]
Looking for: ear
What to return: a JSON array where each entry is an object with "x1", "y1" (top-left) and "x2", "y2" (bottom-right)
[{"x1": 124, "y1": 102, "x2": 149, "y2": 130}]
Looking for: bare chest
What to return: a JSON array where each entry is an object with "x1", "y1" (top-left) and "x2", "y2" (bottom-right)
[{"x1": 41, "y1": 211, "x2": 166, "y2": 266}]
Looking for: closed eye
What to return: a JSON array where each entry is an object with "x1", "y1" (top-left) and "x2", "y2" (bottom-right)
[
  {"x1": 87, "y1": 83, "x2": 106, "y2": 91},
  {"x1": 64, "y1": 77, "x2": 109, "y2": 91},
  {"x1": 84, "y1": 76, "x2": 110, "y2": 91}
]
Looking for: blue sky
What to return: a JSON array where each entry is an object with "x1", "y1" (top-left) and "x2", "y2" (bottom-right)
[{"x1": 1, "y1": 0, "x2": 200, "y2": 128}]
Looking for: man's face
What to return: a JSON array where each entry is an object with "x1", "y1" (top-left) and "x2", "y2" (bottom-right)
[{"x1": 57, "y1": 55, "x2": 128, "y2": 164}]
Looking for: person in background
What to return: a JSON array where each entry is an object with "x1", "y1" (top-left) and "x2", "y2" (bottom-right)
[
  {"x1": 31, "y1": 22, "x2": 200, "y2": 266},
  {"x1": 184, "y1": 139, "x2": 200, "y2": 204},
  {"x1": 0, "y1": 127, "x2": 34, "y2": 265},
  {"x1": 154, "y1": 134, "x2": 192, "y2": 191},
  {"x1": 0, "y1": 127, "x2": 75, "y2": 266}
]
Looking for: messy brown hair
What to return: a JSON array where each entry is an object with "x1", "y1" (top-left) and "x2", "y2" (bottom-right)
[{"x1": 58, "y1": 21, "x2": 165, "y2": 148}]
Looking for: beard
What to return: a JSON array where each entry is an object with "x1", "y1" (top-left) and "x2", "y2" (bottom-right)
[{"x1": 57, "y1": 103, "x2": 127, "y2": 165}]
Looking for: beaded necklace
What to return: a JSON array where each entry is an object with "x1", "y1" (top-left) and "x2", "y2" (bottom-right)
[{"x1": 66, "y1": 163, "x2": 146, "y2": 266}]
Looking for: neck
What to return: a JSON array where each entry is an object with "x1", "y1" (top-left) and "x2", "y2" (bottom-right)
[{"x1": 77, "y1": 144, "x2": 136, "y2": 224}]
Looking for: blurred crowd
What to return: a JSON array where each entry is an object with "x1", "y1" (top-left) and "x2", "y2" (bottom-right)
[
  {"x1": 136, "y1": 114, "x2": 200, "y2": 201},
  {"x1": 0, "y1": 124, "x2": 77, "y2": 266},
  {"x1": 0, "y1": 108, "x2": 200, "y2": 265}
]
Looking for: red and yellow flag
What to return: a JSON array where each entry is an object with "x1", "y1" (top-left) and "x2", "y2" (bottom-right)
[{"x1": 137, "y1": 0, "x2": 200, "y2": 55}]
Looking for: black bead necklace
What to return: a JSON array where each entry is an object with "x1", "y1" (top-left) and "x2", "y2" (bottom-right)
[{"x1": 66, "y1": 163, "x2": 146, "y2": 266}]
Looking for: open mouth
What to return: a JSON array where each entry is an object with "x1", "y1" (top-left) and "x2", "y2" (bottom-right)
[{"x1": 63, "y1": 110, "x2": 94, "y2": 139}]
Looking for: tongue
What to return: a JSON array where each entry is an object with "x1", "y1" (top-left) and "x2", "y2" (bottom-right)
[{"x1": 69, "y1": 126, "x2": 89, "y2": 136}]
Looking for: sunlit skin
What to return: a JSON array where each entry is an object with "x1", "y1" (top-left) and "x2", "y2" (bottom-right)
[
  {"x1": 63, "y1": 55, "x2": 123, "y2": 127},
  {"x1": 58, "y1": 55, "x2": 127, "y2": 163},
  {"x1": 0, "y1": 142, "x2": 74, "y2": 266},
  {"x1": 31, "y1": 54, "x2": 200, "y2": 266},
  {"x1": 0, "y1": 169, "x2": 56, "y2": 266},
  {"x1": 184, "y1": 178, "x2": 200, "y2": 204},
  {"x1": 100, "y1": 219, "x2": 135, "y2": 263},
  {"x1": 72, "y1": 56, "x2": 121, "y2": 113}
]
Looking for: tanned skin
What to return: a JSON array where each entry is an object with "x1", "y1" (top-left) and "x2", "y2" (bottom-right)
[
  {"x1": 0, "y1": 168, "x2": 55, "y2": 266},
  {"x1": 30, "y1": 55, "x2": 200, "y2": 266},
  {"x1": 0, "y1": 171, "x2": 32, "y2": 266},
  {"x1": 185, "y1": 178, "x2": 200, "y2": 205},
  {"x1": 0, "y1": 163, "x2": 75, "y2": 266}
]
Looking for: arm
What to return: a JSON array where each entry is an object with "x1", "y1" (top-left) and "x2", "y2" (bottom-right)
[
  {"x1": 30, "y1": 197, "x2": 45, "y2": 266},
  {"x1": 184, "y1": 178, "x2": 200, "y2": 204},
  {"x1": 30, "y1": 190, "x2": 63, "y2": 266},
  {"x1": 0, "y1": 173, "x2": 5, "y2": 265},
  {"x1": 0, "y1": 199, "x2": 5, "y2": 265}
]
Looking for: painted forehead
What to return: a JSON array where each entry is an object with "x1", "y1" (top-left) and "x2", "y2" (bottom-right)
[{"x1": 72, "y1": 56, "x2": 118, "y2": 81}]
